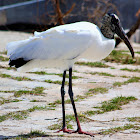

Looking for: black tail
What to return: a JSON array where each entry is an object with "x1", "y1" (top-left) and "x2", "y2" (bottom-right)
[{"x1": 9, "y1": 58, "x2": 31, "y2": 68}]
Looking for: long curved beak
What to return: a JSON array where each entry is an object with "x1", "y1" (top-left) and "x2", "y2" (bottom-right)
[{"x1": 115, "y1": 24, "x2": 134, "y2": 58}]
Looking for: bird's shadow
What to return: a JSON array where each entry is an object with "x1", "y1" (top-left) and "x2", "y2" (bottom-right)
[{"x1": 0, "y1": 134, "x2": 51, "y2": 140}]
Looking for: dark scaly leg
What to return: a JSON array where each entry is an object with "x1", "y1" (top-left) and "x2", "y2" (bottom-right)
[
  {"x1": 68, "y1": 68, "x2": 94, "y2": 137},
  {"x1": 56, "y1": 70, "x2": 72, "y2": 133}
]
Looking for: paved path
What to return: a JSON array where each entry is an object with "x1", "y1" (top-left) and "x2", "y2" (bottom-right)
[{"x1": 0, "y1": 31, "x2": 140, "y2": 140}]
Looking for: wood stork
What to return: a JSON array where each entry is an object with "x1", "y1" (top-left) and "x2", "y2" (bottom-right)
[{"x1": 6, "y1": 13, "x2": 134, "y2": 136}]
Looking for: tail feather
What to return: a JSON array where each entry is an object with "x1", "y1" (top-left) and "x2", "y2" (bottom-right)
[
  {"x1": 6, "y1": 38, "x2": 34, "y2": 68},
  {"x1": 9, "y1": 58, "x2": 31, "y2": 68},
  {"x1": 6, "y1": 39, "x2": 30, "y2": 56}
]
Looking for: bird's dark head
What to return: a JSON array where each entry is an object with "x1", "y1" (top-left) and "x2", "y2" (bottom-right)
[{"x1": 101, "y1": 13, "x2": 134, "y2": 58}]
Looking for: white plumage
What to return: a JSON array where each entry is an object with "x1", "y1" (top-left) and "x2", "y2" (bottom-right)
[{"x1": 6, "y1": 21, "x2": 115, "y2": 72}]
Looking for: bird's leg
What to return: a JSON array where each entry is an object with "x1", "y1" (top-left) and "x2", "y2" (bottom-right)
[
  {"x1": 68, "y1": 68, "x2": 94, "y2": 137},
  {"x1": 56, "y1": 70, "x2": 72, "y2": 133}
]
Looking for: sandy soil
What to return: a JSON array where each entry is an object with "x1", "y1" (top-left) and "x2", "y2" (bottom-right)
[{"x1": 0, "y1": 31, "x2": 140, "y2": 140}]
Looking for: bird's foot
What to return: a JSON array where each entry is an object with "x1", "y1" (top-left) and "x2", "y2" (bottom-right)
[
  {"x1": 56, "y1": 127, "x2": 94, "y2": 137},
  {"x1": 56, "y1": 127, "x2": 73, "y2": 134},
  {"x1": 72, "y1": 128, "x2": 94, "y2": 137}
]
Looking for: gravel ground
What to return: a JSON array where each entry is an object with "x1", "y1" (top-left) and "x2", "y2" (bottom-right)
[{"x1": 0, "y1": 31, "x2": 140, "y2": 140}]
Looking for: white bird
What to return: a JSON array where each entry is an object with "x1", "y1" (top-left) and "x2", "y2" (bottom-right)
[{"x1": 6, "y1": 13, "x2": 134, "y2": 136}]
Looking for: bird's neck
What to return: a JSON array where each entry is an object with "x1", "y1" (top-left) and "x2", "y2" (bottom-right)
[{"x1": 100, "y1": 25, "x2": 114, "y2": 39}]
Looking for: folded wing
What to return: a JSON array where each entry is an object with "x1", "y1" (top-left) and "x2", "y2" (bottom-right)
[{"x1": 6, "y1": 22, "x2": 93, "y2": 69}]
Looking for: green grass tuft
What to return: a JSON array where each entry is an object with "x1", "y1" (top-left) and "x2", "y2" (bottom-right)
[
  {"x1": 30, "y1": 71, "x2": 56, "y2": 75},
  {"x1": 0, "y1": 73, "x2": 32, "y2": 81},
  {"x1": 89, "y1": 87, "x2": 108, "y2": 94},
  {"x1": 84, "y1": 110, "x2": 103, "y2": 116},
  {"x1": 48, "y1": 122, "x2": 73, "y2": 130},
  {"x1": 56, "y1": 73, "x2": 81, "y2": 79},
  {"x1": 100, "y1": 124, "x2": 140, "y2": 135},
  {"x1": 0, "y1": 98, "x2": 21, "y2": 105},
  {"x1": 113, "y1": 82, "x2": 123, "y2": 87},
  {"x1": 110, "y1": 67, "x2": 116, "y2": 69},
  {"x1": 120, "y1": 75, "x2": 129, "y2": 78},
  {"x1": 113, "y1": 77, "x2": 140, "y2": 87},
  {"x1": 66, "y1": 114, "x2": 90, "y2": 123},
  {"x1": 96, "y1": 96, "x2": 137, "y2": 112},
  {"x1": 44, "y1": 79, "x2": 68, "y2": 85},
  {"x1": 120, "y1": 68, "x2": 140, "y2": 73},
  {"x1": 0, "y1": 105, "x2": 54, "y2": 122},
  {"x1": 75, "y1": 61, "x2": 109, "y2": 68},
  {"x1": 48, "y1": 123, "x2": 62, "y2": 130},
  {"x1": 127, "y1": 117, "x2": 140, "y2": 123},
  {"x1": 30, "y1": 99, "x2": 38, "y2": 102},
  {"x1": 104, "y1": 50, "x2": 140, "y2": 64},
  {"x1": 28, "y1": 105, "x2": 49, "y2": 112},
  {"x1": 14, "y1": 87, "x2": 45, "y2": 97},
  {"x1": 86, "y1": 87, "x2": 108, "y2": 96},
  {"x1": 124, "y1": 77, "x2": 140, "y2": 84},
  {"x1": 0, "y1": 65, "x2": 16, "y2": 70},
  {"x1": 27, "y1": 130, "x2": 46, "y2": 137},
  {"x1": 89, "y1": 72, "x2": 115, "y2": 77},
  {"x1": 48, "y1": 96, "x2": 85, "y2": 106},
  {"x1": 136, "y1": 51, "x2": 140, "y2": 54},
  {"x1": 30, "y1": 71, "x2": 81, "y2": 79},
  {"x1": 0, "y1": 56, "x2": 9, "y2": 61},
  {"x1": 44, "y1": 79, "x2": 69, "y2": 85},
  {"x1": 84, "y1": 96, "x2": 137, "y2": 116},
  {"x1": 0, "y1": 110, "x2": 28, "y2": 122},
  {"x1": 14, "y1": 130, "x2": 47, "y2": 139}
]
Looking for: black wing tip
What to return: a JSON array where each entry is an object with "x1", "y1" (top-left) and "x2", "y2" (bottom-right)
[{"x1": 9, "y1": 58, "x2": 31, "y2": 68}]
